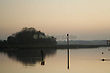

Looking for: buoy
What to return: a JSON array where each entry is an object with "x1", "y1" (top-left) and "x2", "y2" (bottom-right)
[{"x1": 101, "y1": 59, "x2": 105, "y2": 61}]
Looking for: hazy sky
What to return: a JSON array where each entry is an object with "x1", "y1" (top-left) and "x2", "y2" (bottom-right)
[{"x1": 0, "y1": 0, "x2": 110, "y2": 40}]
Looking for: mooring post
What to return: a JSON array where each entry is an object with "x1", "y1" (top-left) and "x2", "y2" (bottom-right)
[
  {"x1": 67, "y1": 34, "x2": 69, "y2": 69},
  {"x1": 41, "y1": 49, "x2": 45, "y2": 65}
]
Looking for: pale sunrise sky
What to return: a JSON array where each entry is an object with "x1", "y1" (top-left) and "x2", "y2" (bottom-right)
[{"x1": 0, "y1": 0, "x2": 110, "y2": 40}]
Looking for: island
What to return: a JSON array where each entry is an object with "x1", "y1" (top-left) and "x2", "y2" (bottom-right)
[{"x1": 0, "y1": 27, "x2": 57, "y2": 49}]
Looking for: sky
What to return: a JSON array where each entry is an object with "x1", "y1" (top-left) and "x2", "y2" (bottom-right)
[{"x1": 0, "y1": 0, "x2": 110, "y2": 40}]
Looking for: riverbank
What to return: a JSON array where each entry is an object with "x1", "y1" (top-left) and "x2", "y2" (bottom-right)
[{"x1": 0, "y1": 44, "x2": 110, "y2": 49}]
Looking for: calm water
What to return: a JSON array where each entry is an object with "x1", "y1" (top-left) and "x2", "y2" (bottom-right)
[{"x1": 0, "y1": 47, "x2": 110, "y2": 73}]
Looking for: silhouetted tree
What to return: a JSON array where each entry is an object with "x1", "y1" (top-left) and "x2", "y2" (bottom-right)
[
  {"x1": 7, "y1": 27, "x2": 57, "y2": 45},
  {"x1": 7, "y1": 36, "x2": 16, "y2": 44}
]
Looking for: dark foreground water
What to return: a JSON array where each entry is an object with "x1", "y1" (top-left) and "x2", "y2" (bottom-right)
[{"x1": 0, "y1": 47, "x2": 110, "y2": 73}]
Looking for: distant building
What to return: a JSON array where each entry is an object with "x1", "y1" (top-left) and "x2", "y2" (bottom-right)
[{"x1": 107, "y1": 40, "x2": 110, "y2": 45}]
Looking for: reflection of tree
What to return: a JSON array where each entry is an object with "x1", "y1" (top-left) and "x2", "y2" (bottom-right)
[{"x1": 2, "y1": 48, "x2": 56, "y2": 66}]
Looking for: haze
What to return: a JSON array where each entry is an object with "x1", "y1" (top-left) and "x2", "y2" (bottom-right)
[{"x1": 0, "y1": 0, "x2": 110, "y2": 40}]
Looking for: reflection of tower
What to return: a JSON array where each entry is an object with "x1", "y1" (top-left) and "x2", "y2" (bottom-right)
[
  {"x1": 67, "y1": 34, "x2": 70, "y2": 69},
  {"x1": 41, "y1": 49, "x2": 45, "y2": 65}
]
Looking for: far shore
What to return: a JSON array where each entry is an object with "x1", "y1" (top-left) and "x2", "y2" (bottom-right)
[{"x1": 0, "y1": 44, "x2": 110, "y2": 50}]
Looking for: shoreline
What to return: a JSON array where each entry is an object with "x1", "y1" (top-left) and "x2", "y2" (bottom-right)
[{"x1": 0, "y1": 45, "x2": 110, "y2": 49}]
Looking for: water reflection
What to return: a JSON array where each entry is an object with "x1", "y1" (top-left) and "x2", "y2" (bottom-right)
[
  {"x1": 101, "y1": 59, "x2": 110, "y2": 61},
  {"x1": 1, "y1": 48, "x2": 110, "y2": 73},
  {"x1": 0, "y1": 48, "x2": 56, "y2": 66}
]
